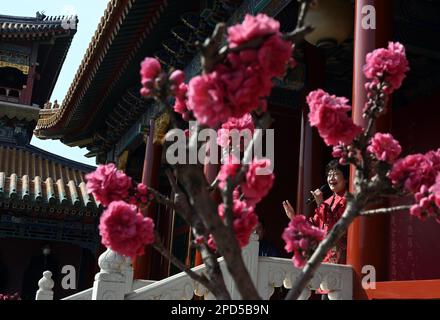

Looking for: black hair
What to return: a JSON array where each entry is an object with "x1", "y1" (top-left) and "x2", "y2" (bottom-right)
[{"x1": 325, "y1": 159, "x2": 349, "y2": 181}]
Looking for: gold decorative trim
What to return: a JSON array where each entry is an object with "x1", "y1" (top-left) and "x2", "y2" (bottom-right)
[
  {"x1": 153, "y1": 112, "x2": 170, "y2": 145},
  {"x1": 0, "y1": 61, "x2": 29, "y2": 74}
]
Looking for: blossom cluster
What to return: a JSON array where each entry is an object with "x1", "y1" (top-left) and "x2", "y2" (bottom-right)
[
  {"x1": 218, "y1": 157, "x2": 275, "y2": 205},
  {"x1": 214, "y1": 157, "x2": 275, "y2": 249},
  {"x1": 187, "y1": 14, "x2": 292, "y2": 127},
  {"x1": 99, "y1": 201, "x2": 155, "y2": 258},
  {"x1": 363, "y1": 42, "x2": 409, "y2": 95},
  {"x1": 217, "y1": 113, "x2": 255, "y2": 149},
  {"x1": 140, "y1": 58, "x2": 189, "y2": 119},
  {"x1": 367, "y1": 133, "x2": 402, "y2": 164},
  {"x1": 307, "y1": 89, "x2": 363, "y2": 146},
  {"x1": 389, "y1": 149, "x2": 440, "y2": 194},
  {"x1": 209, "y1": 200, "x2": 259, "y2": 249},
  {"x1": 363, "y1": 42, "x2": 409, "y2": 115},
  {"x1": 86, "y1": 164, "x2": 156, "y2": 258},
  {"x1": 140, "y1": 14, "x2": 293, "y2": 128},
  {"x1": 282, "y1": 215, "x2": 326, "y2": 268},
  {"x1": 390, "y1": 149, "x2": 440, "y2": 222}
]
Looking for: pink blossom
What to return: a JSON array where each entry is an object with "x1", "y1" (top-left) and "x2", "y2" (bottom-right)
[
  {"x1": 227, "y1": 14, "x2": 280, "y2": 47},
  {"x1": 217, "y1": 61, "x2": 269, "y2": 118},
  {"x1": 389, "y1": 150, "x2": 440, "y2": 194},
  {"x1": 140, "y1": 57, "x2": 161, "y2": 81},
  {"x1": 140, "y1": 58, "x2": 161, "y2": 97},
  {"x1": 332, "y1": 144, "x2": 348, "y2": 165},
  {"x1": 410, "y1": 177, "x2": 440, "y2": 223},
  {"x1": 367, "y1": 133, "x2": 402, "y2": 164},
  {"x1": 218, "y1": 200, "x2": 258, "y2": 248},
  {"x1": 137, "y1": 183, "x2": 148, "y2": 195},
  {"x1": 258, "y1": 35, "x2": 292, "y2": 77},
  {"x1": 207, "y1": 235, "x2": 216, "y2": 251},
  {"x1": 0, "y1": 293, "x2": 20, "y2": 300},
  {"x1": 282, "y1": 215, "x2": 326, "y2": 268},
  {"x1": 173, "y1": 93, "x2": 188, "y2": 116},
  {"x1": 363, "y1": 42, "x2": 409, "y2": 94},
  {"x1": 174, "y1": 98, "x2": 188, "y2": 115},
  {"x1": 217, "y1": 113, "x2": 255, "y2": 148},
  {"x1": 241, "y1": 158, "x2": 275, "y2": 205},
  {"x1": 218, "y1": 155, "x2": 241, "y2": 190},
  {"x1": 86, "y1": 163, "x2": 132, "y2": 207},
  {"x1": 169, "y1": 69, "x2": 185, "y2": 85},
  {"x1": 99, "y1": 201, "x2": 155, "y2": 258},
  {"x1": 184, "y1": 13, "x2": 293, "y2": 127},
  {"x1": 431, "y1": 174, "x2": 440, "y2": 208},
  {"x1": 170, "y1": 73, "x2": 189, "y2": 117},
  {"x1": 307, "y1": 89, "x2": 363, "y2": 146},
  {"x1": 410, "y1": 204, "x2": 425, "y2": 220},
  {"x1": 425, "y1": 149, "x2": 440, "y2": 174},
  {"x1": 187, "y1": 72, "x2": 230, "y2": 127}
]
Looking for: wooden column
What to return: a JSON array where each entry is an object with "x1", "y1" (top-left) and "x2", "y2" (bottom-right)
[
  {"x1": 296, "y1": 44, "x2": 326, "y2": 218},
  {"x1": 347, "y1": 0, "x2": 393, "y2": 300},
  {"x1": 21, "y1": 43, "x2": 38, "y2": 105},
  {"x1": 133, "y1": 119, "x2": 162, "y2": 280}
]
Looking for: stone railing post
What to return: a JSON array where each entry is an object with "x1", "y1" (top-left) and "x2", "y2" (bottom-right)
[
  {"x1": 229, "y1": 232, "x2": 260, "y2": 299},
  {"x1": 35, "y1": 271, "x2": 54, "y2": 300},
  {"x1": 92, "y1": 248, "x2": 130, "y2": 300},
  {"x1": 121, "y1": 256, "x2": 134, "y2": 294}
]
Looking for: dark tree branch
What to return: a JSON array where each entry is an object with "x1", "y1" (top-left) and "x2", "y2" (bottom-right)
[
  {"x1": 148, "y1": 187, "x2": 176, "y2": 210},
  {"x1": 360, "y1": 205, "x2": 411, "y2": 216},
  {"x1": 222, "y1": 177, "x2": 235, "y2": 234},
  {"x1": 164, "y1": 168, "x2": 231, "y2": 299},
  {"x1": 176, "y1": 163, "x2": 261, "y2": 300},
  {"x1": 152, "y1": 233, "x2": 230, "y2": 299}
]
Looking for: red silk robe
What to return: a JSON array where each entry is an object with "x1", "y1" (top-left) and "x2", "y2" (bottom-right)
[{"x1": 310, "y1": 192, "x2": 347, "y2": 264}]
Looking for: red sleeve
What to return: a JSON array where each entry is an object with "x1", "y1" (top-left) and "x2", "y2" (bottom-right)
[{"x1": 311, "y1": 203, "x2": 330, "y2": 229}]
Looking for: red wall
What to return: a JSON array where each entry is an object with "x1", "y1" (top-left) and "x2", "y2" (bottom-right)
[
  {"x1": 389, "y1": 91, "x2": 440, "y2": 280},
  {"x1": 256, "y1": 105, "x2": 302, "y2": 256}
]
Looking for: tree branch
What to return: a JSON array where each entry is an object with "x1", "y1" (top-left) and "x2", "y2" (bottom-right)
[
  {"x1": 208, "y1": 176, "x2": 219, "y2": 192},
  {"x1": 152, "y1": 233, "x2": 222, "y2": 297},
  {"x1": 222, "y1": 177, "x2": 235, "y2": 234},
  {"x1": 148, "y1": 187, "x2": 176, "y2": 210},
  {"x1": 165, "y1": 168, "x2": 232, "y2": 299},
  {"x1": 360, "y1": 205, "x2": 411, "y2": 216}
]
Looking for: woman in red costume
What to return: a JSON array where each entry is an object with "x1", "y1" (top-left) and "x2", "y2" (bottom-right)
[{"x1": 283, "y1": 160, "x2": 348, "y2": 265}]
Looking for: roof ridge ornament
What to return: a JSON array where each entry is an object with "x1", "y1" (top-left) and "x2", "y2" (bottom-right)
[
  {"x1": 35, "y1": 11, "x2": 46, "y2": 21},
  {"x1": 61, "y1": 16, "x2": 77, "y2": 30}
]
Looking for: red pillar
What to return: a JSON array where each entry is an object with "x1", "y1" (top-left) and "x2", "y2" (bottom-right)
[
  {"x1": 347, "y1": 0, "x2": 393, "y2": 299},
  {"x1": 21, "y1": 43, "x2": 38, "y2": 105},
  {"x1": 133, "y1": 119, "x2": 163, "y2": 279}
]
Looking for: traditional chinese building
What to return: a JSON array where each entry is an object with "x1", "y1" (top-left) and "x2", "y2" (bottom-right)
[
  {"x1": 34, "y1": 0, "x2": 440, "y2": 299},
  {"x1": 0, "y1": 13, "x2": 101, "y2": 299}
]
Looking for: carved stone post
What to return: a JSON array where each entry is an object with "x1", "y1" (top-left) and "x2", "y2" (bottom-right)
[
  {"x1": 229, "y1": 232, "x2": 260, "y2": 299},
  {"x1": 35, "y1": 271, "x2": 54, "y2": 300},
  {"x1": 92, "y1": 248, "x2": 131, "y2": 300},
  {"x1": 121, "y1": 256, "x2": 134, "y2": 294}
]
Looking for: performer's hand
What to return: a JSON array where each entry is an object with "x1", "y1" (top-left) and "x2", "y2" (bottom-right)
[
  {"x1": 283, "y1": 200, "x2": 296, "y2": 219},
  {"x1": 311, "y1": 189, "x2": 324, "y2": 206}
]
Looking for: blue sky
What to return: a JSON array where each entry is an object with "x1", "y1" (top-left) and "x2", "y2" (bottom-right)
[{"x1": 2, "y1": 1, "x2": 111, "y2": 166}]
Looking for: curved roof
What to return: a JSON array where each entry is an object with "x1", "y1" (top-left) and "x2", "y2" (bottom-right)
[
  {"x1": 0, "y1": 143, "x2": 100, "y2": 215},
  {"x1": 0, "y1": 13, "x2": 78, "y2": 106},
  {"x1": 0, "y1": 13, "x2": 77, "y2": 39},
  {"x1": 35, "y1": 0, "x2": 168, "y2": 137}
]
